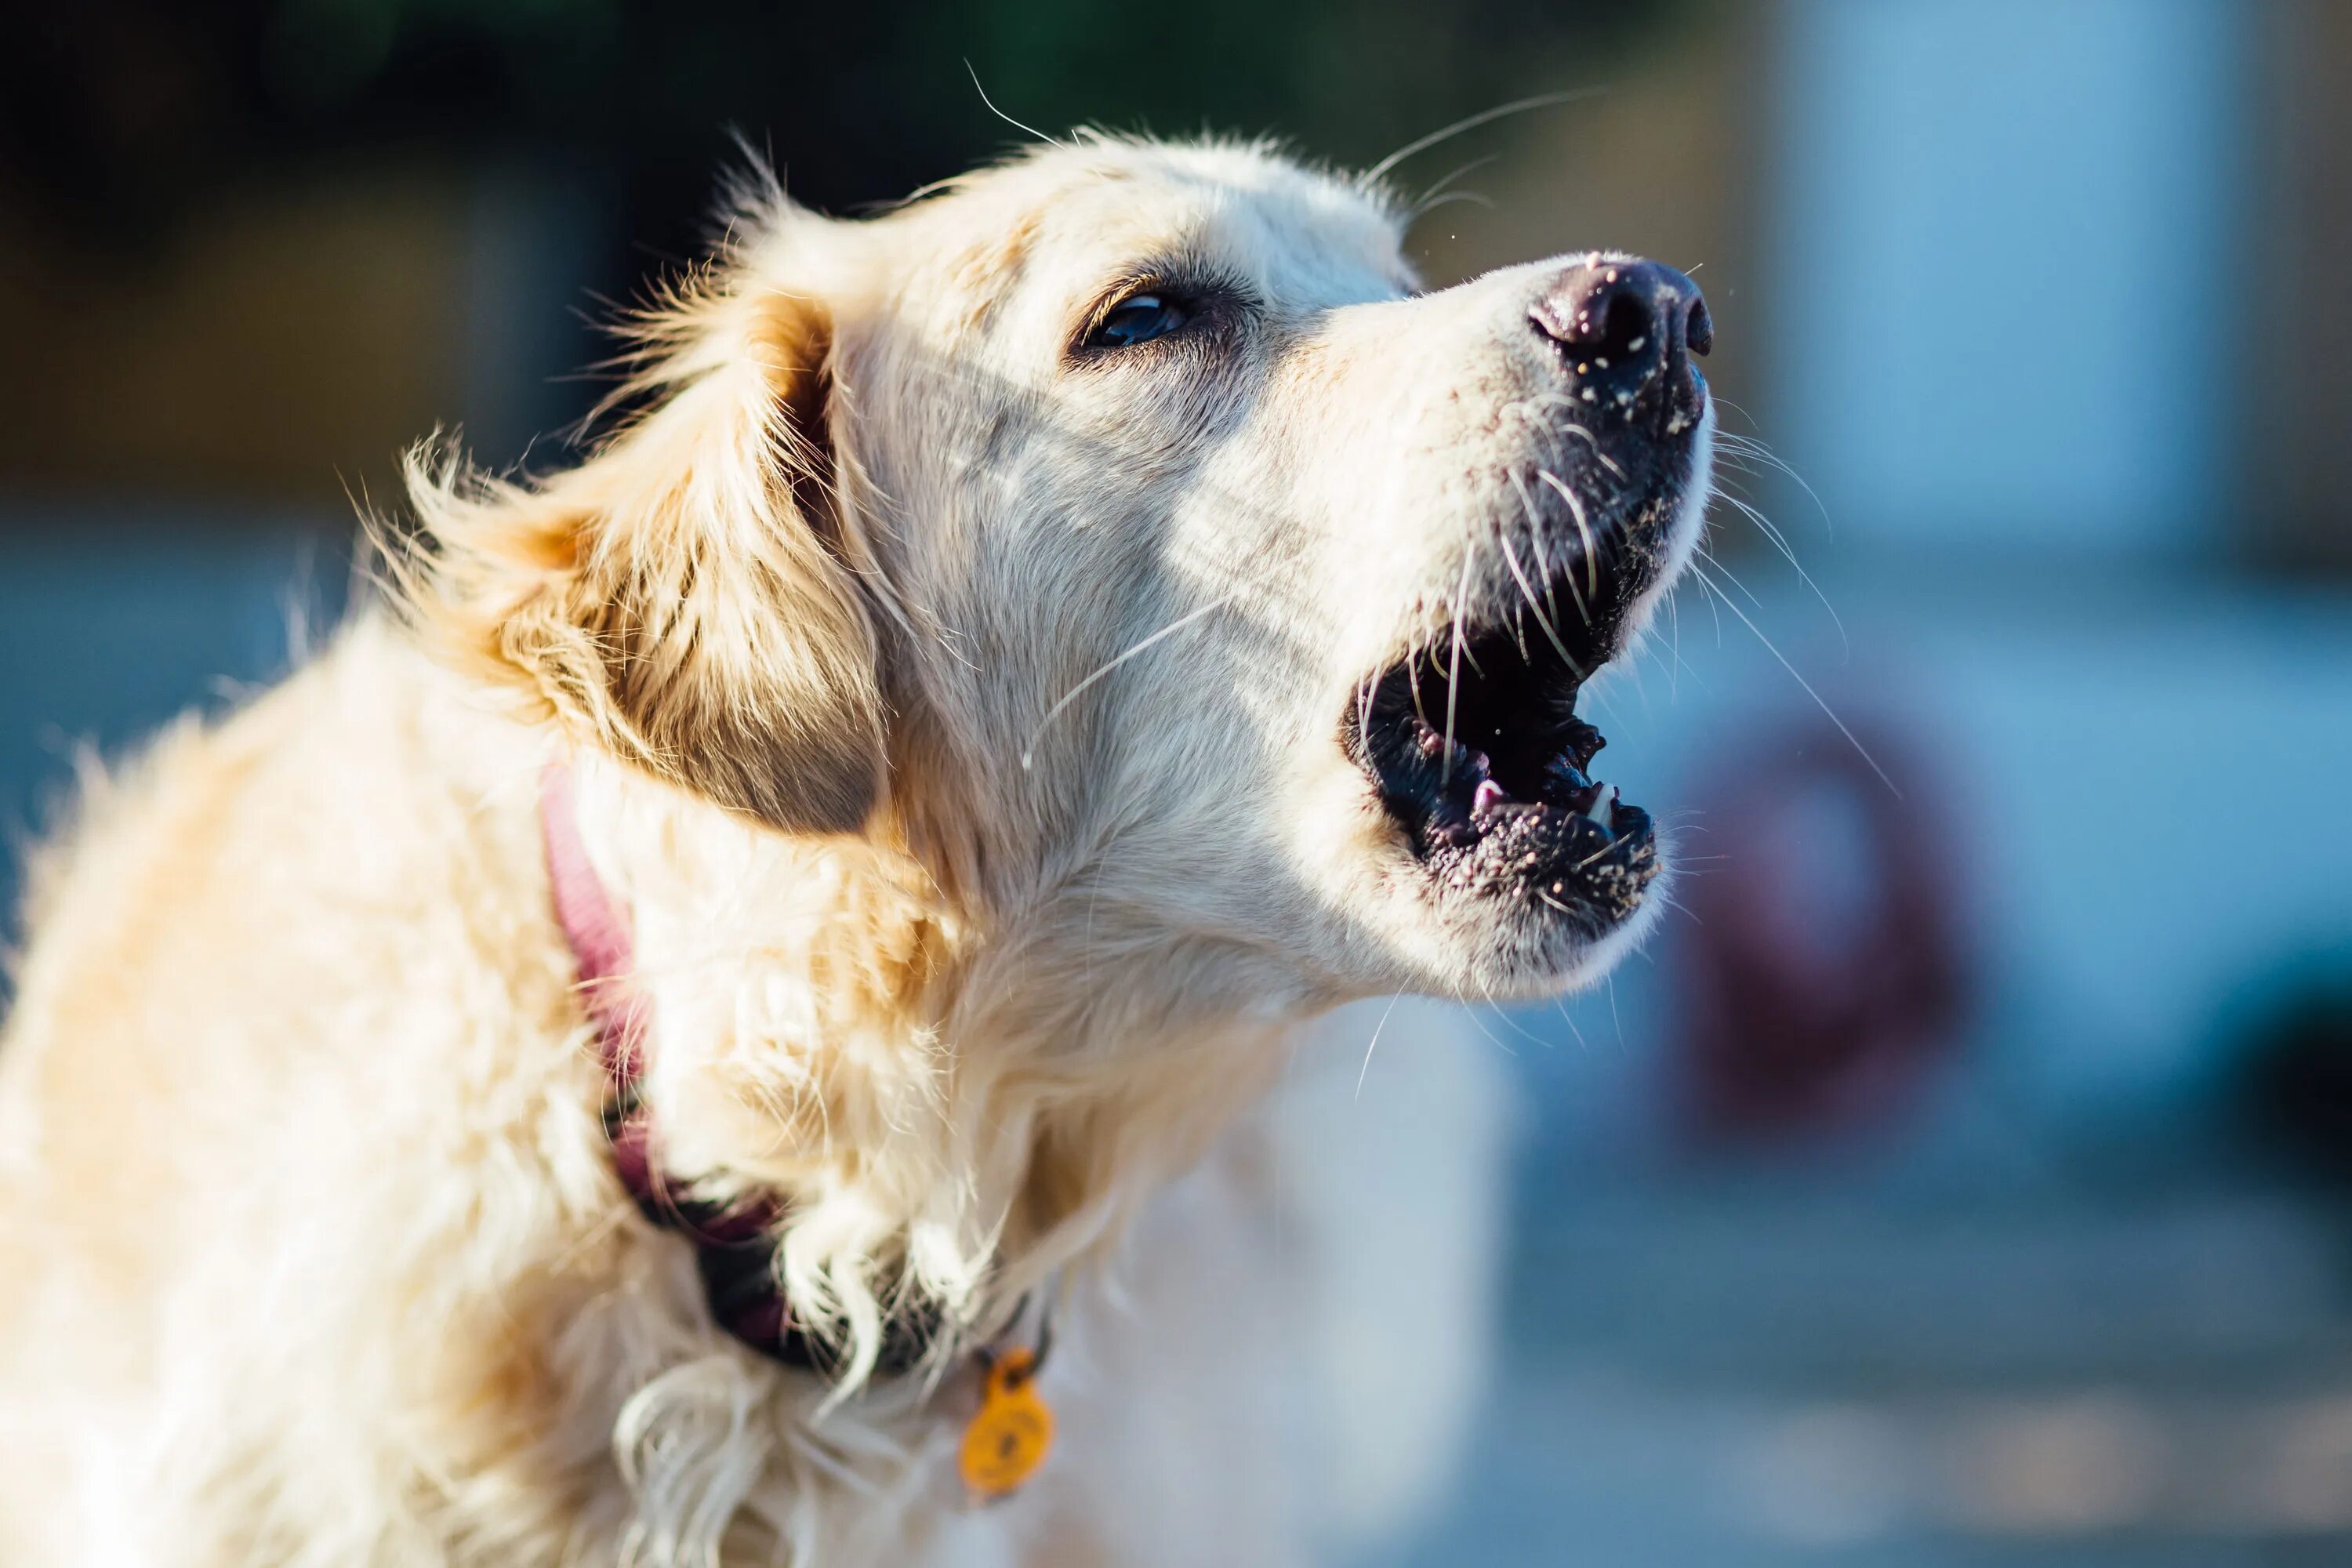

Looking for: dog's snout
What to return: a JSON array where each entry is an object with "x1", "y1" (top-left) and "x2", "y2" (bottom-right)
[{"x1": 1531, "y1": 260, "x2": 1711, "y2": 425}]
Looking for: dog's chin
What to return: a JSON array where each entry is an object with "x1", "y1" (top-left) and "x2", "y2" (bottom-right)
[
  {"x1": 1424, "y1": 866, "x2": 1671, "y2": 1000},
  {"x1": 1341, "y1": 443, "x2": 1708, "y2": 996}
]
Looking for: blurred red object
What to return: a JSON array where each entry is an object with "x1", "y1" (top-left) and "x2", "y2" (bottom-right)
[{"x1": 1672, "y1": 715, "x2": 1971, "y2": 1142}]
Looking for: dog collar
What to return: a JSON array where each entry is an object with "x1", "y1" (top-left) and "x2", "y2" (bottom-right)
[
  {"x1": 539, "y1": 764, "x2": 1058, "y2": 1499},
  {"x1": 538, "y1": 763, "x2": 927, "y2": 1374}
]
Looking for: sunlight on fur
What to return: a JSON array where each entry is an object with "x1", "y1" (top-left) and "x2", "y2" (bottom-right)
[{"x1": 0, "y1": 133, "x2": 1712, "y2": 1565}]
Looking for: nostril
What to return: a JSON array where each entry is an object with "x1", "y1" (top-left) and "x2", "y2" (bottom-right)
[
  {"x1": 1542, "y1": 271, "x2": 1655, "y2": 358},
  {"x1": 1594, "y1": 288, "x2": 1653, "y2": 363},
  {"x1": 1532, "y1": 258, "x2": 1712, "y2": 410}
]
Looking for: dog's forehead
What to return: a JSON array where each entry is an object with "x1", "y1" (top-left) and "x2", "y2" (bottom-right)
[{"x1": 891, "y1": 139, "x2": 1410, "y2": 311}]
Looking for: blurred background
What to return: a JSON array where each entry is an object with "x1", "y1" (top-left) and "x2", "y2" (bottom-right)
[{"x1": 3, "y1": 1, "x2": 2349, "y2": 1562}]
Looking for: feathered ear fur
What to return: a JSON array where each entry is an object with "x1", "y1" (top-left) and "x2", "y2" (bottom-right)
[{"x1": 397, "y1": 228, "x2": 885, "y2": 835}]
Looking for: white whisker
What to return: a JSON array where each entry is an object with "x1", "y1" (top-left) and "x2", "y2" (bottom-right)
[
  {"x1": 1556, "y1": 422, "x2": 1627, "y2": 482},
  {"x1": 1020, "y1": 587, "x2": 1246, "y2": 768},
  {"x1": 1363, "y1": 87, "x2": 1606, "y2": 187},
  {"x1": 1690, "y1": 561, "x2": 1900, "y2": 797},
  {"x1": 1536, "y1": 468, "x2": 1600, "y2": 608},
  {"x1": 1497, "y1": 528, "x2": 1590, "y2": 684},
  {"x1": 1411, "y1": 153, "x2": 1500, "y2": 217},
  {"x1": 1356, "y1": 993, "x2": 1405, "y2": 1100},
  {"x1": 1711, "y1": 417, "x2": 1833, "y2": 539},
  {"x1": 1441, "y1": 541, "x2": 1478, "y2": 780},
  {"x1": 1413, "y1": 191, "x2": 1497, "y2": 220},
  {"x1": 1479, "y1": 1000, "x2": 1555, "y2": 1053},
  {"x1": 1715, "y1": 491, "x2": 1848, "y2": 659},
  {"x1": 964, "y1": 60, "x2": 1062, "y2": 148},
  {"x1": 1693, "y1": 544, "x2": 1767, "y2": 613}
]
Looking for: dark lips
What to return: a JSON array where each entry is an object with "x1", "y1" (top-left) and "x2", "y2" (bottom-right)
[
  {"x1": 1347, "y1": 257, "x2": 1711, "y2": 938},
  {"x1": 1348, "y1": 579, "x2": 1661, "y2": 935}
]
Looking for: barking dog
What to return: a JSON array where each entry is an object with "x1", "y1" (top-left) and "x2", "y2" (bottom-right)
[{"x1": 0, "y1": 135, "x2": 1711, "y2": 1565}]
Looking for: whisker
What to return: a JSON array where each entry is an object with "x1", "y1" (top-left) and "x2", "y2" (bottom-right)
[
  {"x1": 1443, "y1": 996, "x2": 1522, "y2": 1058},
  {"x1": 1650, "y1": 890, "x2": 1697, "y2": 924},
  {"x1": 1556, "y1": 422, "x2": 1627, "y2": 483},
  {"x1": 1363, "y1": 87, "x2": 1606, "y2": 187},
  {"x1": 1497, "y1": 528, "x2": 1591, "y2": 684},
  {"x1": 1515, "y1": 397, "x2": 1631, "y2": 485},
  {"x1": 1715, "y1": 491, "x2": 1849, "y2": 659},
  {"x1": 1411, "y1": 153, "x2": 1500, "y2": 217},
  {"x1": 1710, "y1": 419, "x2": 1833, "y2": 540},
  {"x1": 1535, "y1": 469, "x2": 1601, "y2": 609},
  {"x1": 1569, "y1": 830, "x2": 1630, "y2": 872},
  {"x1": 1478, "y1": 996, "x2": 1556, "y2": 1053},
  {"x1": 1693, "y1": 543, "x2": 1767, "y2": 613},
  {"x1": 1356, "y1": 993, "x2": 1405, "y2": 1100},
  {"x1": 1413, "y1": 191, "x2": 1498, "y2": 220},
  {"x1": 1552, "y1": 995, "x2": 1592, "y2": 1051},
  {"x1": 1690, "y1": 561, "x2": 1900, "y2": 797},
  {"x1": 1664, "y1": 579, "x2": 1682, "y2": 701},
  {"x1": 1020, "y1": 586, "x2": 1247, "y2": 768},
  {"x1": 964, "y1": 60, "x2": 1063, "y2": 148},
  {"x1": 1441, "y1": 541, "x2": 1478, "y2": 781},
  {"x1": 1504, "y1": 465, "x2": 1564, "y2": 624}
]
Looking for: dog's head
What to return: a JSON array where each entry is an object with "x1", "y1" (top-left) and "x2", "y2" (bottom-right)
[{"x1": 412, "y1": 136, "x2": 1712, "y2": 1012}]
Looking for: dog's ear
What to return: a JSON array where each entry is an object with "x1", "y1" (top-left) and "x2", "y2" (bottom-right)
[{"x1": 400, "y1": 238, "x2": 885, "y2": 835}]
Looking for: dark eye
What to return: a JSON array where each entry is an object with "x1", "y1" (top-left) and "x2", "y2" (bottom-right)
[{"x1": 1088, "y1": 292, "x2": 1190, "y2": 350}]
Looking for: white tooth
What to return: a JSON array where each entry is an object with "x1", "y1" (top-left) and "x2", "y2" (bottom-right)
[
  {"x1": 1583, "y1": 784, "x2": 1614, "y2": 824},
  {"x1": 1472, "y1": 779, "x2": 1506, "y2": 814}
]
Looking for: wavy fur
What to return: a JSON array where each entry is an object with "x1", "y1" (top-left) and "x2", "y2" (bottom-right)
[{"x1": 0, "y1": 132, "x2": 1701, "y2": 1565}]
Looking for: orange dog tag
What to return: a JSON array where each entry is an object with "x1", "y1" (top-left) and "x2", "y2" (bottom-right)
[{"x1": 960, "y1": 1345, "x2": 1054, "y2": 1501}]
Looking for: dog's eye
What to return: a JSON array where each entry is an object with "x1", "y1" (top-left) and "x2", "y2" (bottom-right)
[{"x1": 1089, "y1": 292, "x2": 1189, "y2": 350}]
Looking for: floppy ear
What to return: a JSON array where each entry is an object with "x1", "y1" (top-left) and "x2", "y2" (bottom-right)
[{"x1": 399, "y1": 245, "x2": 885, "y2": 835}]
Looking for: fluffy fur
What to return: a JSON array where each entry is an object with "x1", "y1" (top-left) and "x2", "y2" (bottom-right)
[{"x1": 0, "y1": 134, "x2": 1704, "y2": 1565}]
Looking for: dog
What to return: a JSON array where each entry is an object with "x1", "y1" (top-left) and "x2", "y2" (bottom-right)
[{"x1": 0, "y1": 132, "x2": 1713, "y2": 1565}]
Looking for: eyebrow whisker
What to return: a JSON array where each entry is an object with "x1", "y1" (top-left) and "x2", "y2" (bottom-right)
[
  {"x1": 1363, "y1": 87, "x2": 1606, "y2": 188},
  {"x1": 964, "y1": 60, "x2": 1065, "y2": 150}
]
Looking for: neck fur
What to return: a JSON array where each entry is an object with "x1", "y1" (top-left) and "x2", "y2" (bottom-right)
[{"x1": 568, "y1": 756, "x2": 1294, "y2": 1387}]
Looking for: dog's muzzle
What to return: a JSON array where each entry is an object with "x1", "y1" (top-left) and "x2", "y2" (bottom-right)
[{"x1": 1344, "y1": 255, "x2": 1713, "y2": 945}]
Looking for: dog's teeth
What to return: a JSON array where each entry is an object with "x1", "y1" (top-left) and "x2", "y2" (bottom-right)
[{"x1": 1472, "y1": 779, "x2": 1506, "y2": 814}]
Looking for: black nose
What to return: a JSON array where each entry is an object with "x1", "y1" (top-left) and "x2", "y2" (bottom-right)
[{"x1": 1530, "y1": 259, "x2": 1711, "y2": 424}]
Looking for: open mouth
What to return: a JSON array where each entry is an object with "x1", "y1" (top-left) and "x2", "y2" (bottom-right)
[{"x1": 1347, "y1": 571, "x2": 1661, "y2": 935}]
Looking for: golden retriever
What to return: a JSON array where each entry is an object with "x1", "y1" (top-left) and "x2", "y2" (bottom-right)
[{"x1": 0, "y1": 133, "x2": 1713, "y2": 1565}]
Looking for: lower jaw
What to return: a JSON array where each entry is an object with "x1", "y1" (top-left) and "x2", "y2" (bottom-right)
[
  {"x1": 1358, "y1": 695, "x2": 1661, "y2": 933},
  {"x1": 1403, "y1": 796, "x2": 1659, "y2": 935}
]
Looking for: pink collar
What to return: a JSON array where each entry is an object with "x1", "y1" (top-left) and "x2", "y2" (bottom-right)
[
  {"x1": 540, "y1": 764, "x2": 831, "y2": 1367},
  {"x1": 540, "y1": 765, "x2": 1011, "y2": 1382},
  {"x1": 539, "y1": 762, "x2": 647, "y2": 1079}
]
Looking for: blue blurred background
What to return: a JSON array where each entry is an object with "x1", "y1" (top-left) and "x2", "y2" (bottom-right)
[{"x1": 4, "y1": 2, "x2": 2349, "y2": 1562}]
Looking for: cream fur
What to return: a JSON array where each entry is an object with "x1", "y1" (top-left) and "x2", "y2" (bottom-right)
[{"x1": 0, "y1": 134, "x2": 1704, "y2": 1565}]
